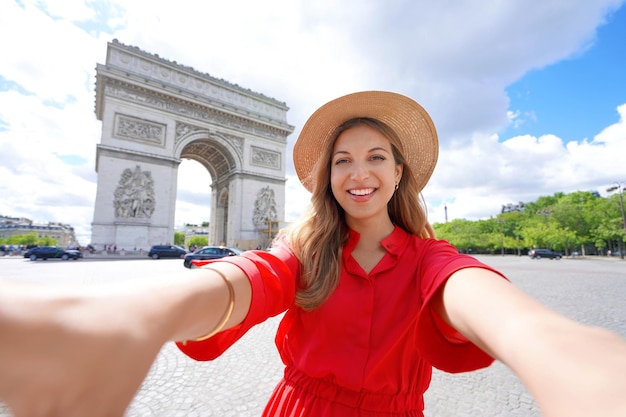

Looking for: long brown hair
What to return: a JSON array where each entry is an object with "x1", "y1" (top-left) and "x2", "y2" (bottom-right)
[{"x1": 284, "y1": 118, "x2": 434, "y2": 310}]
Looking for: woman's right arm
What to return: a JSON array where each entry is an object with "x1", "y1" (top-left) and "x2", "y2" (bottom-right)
[{"x1": 0, "y1": 263, "x2": 252, "y2": 417}]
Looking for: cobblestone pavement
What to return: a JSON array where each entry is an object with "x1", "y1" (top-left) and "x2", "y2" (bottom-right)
[{"x1": 0, "y1": 255, "x2": 623, "y2": 416}]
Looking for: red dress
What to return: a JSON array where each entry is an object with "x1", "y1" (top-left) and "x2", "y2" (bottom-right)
[{"x1": 177, "y1": 226, "x2": 505, "y2": 416}]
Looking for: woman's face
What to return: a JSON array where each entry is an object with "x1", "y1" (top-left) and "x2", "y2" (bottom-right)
[{"x1": 330, "y1": 124, "x2": 402, "y2": 227}]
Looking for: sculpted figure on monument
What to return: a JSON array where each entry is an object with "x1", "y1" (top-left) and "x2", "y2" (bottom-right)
[
  {"x1": 113, "y1": 166, "x2": 156, "y2": 219},
  {"x1": 252, "y1": 186, "x2": 278, "y2": 227}
]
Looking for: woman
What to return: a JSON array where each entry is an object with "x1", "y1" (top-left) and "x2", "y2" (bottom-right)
[{"x1": 0, "y1": 91, "x2": 625, "y2": 417}]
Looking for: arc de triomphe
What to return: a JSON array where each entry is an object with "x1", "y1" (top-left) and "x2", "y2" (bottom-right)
[{"x1": 91, "y1": 40, "x2": 294, "y2": 251}]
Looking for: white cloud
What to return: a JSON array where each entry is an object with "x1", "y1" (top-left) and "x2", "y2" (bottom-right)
[{"x1": 425, "y1": 102, "x2": 626, "y2": 223}]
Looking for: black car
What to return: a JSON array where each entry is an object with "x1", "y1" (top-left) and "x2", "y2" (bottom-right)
[
  {"x1": 183, "y1": 246, "x2": 244, "y2": 268},
  {"x1": 529, "y1": 249, "x2": 562, "y2": 260},
  {"x1": 23, "y1": 246, "x2": 83, "y2": 261},
  {"x1": 148, "y1": 245, "x2": 189, "y2": 259}
]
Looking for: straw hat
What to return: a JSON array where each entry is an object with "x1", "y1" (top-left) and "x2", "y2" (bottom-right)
[{"x1": 293, "y1": 90, "x2": 439, "y2": 193}]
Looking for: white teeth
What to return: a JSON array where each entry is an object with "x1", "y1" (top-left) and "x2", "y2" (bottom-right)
[{"x1": 349, "y1": 188, "x2": 374, "y2": 196}]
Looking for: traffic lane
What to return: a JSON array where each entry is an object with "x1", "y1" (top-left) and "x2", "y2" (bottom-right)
[
  {"x1": 0, "y1": 258, "x2": 189, "y2": 289},
  {"x1": 474, "y1": 255, "x2": 625, "y2": 336}
]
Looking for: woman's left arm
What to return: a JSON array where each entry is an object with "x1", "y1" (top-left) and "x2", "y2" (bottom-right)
[{"x1": 432, "y1": 267, "x2": 626, "y2": 417}]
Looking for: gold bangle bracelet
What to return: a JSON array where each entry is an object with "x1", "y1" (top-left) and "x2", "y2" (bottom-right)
[{"x1": 183, "y1": 266, "x2": 235, "y2": 344}]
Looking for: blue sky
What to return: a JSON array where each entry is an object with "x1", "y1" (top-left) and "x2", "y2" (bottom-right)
[
  {"x1": 1, "y1": 0, "x2": 625, "y2": 245},
  {"x1": 503, "y1": 5, "x2": 626, "y2": 142}
]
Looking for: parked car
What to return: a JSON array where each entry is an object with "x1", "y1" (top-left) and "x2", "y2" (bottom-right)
[
  {"x1": 148, "y1": 245, "x2": 189, "y2": 260},
  {"x1": 183, "y1": 246, "x2": 244, "y2": 268},
  {"x1": 529, "y1": 249, "x2": 562, "y2": 260},
  {"x1": 23, "y1": 246, "x2": 83, "y2": 261}
]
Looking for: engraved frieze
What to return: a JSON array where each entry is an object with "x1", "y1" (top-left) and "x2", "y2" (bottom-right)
[
  {"x1": 105, "y1": 84, "x2": 288, "y2": 143},
  {"x1": 251, "y1": 146, "x2": 280, "y2": 170},
  {"x1": 114, "y1": 114, "x2": 165, "y2": 146}
]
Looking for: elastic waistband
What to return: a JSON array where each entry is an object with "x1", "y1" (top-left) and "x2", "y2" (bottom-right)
[{"x1": 284, "y1": 367, "x2": 424, "y2": 414}]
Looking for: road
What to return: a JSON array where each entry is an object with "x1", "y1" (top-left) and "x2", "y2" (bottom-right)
[{"x1": 0, "y1": 255, "x2": 624, "y2": 416}]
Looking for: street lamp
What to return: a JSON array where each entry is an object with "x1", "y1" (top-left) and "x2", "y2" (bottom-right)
[{"x1": 606, "y1": 183, "x2": 626, "y2": 259}]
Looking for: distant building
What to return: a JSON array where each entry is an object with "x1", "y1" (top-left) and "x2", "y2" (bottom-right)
[
  {"x1": 501, "y1": 202, "x2": 525, "y2": 214},
  {"x1": 182, "y1": 223, "x2": 210, "y2": 245},
  {"x1": 0, "y1": 215, "x2": 78, "y2": 247}
]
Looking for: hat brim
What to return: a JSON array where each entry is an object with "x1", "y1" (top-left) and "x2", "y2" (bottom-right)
[{"x1": 293, "y1": 91, "x2": 439, "y2": 193}]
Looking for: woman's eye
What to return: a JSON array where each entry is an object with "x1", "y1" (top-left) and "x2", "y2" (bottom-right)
[
  {"x1": 371, "y1": 155, "x2": 386, "y2": 161},
  {"x1": 334, "y1": 158, "x2": 348, "y2": 165}
]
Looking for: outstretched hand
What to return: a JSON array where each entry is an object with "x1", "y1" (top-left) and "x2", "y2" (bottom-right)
[{"x1": 0, "y1": 283, "x2": 168, "y2": 417}]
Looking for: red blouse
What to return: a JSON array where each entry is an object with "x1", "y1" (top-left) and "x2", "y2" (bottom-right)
[{"x1": 177, "y1": 226, "x2": 505, "y2": 416}]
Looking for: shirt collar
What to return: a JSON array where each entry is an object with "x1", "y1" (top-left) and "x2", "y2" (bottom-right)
[{"x1": 345, "y1": 225, "x2": 410, "y2": 257}]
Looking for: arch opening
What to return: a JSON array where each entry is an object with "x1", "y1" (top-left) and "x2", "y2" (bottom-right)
[{"x1": 175, "y1": 159, "x2": 212, "y2": 247}]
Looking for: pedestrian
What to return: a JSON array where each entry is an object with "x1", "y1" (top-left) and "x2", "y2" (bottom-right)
[{"x1": 0, "y1": 91, "x2": 625, "y2": 417}]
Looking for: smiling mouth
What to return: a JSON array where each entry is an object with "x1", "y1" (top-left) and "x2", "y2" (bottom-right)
[{"x1": 349, "y1": 188, "x2": 375, "y2": 196}]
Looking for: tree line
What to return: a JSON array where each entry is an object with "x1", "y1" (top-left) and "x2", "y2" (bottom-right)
[
  {"x1": 0, "y1": 232, "x2": 57, "y2": 248},
  {"x1": 433, "y1": 191, "x2": 625, "y2": 256},
  {"x1": 174, "y1": 231, "x2": 208, "y2": 249}
]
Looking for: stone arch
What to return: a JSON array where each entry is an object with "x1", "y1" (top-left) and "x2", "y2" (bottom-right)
[
  {"x1": 175, "y1": 130, "x2": 242, "y2": 179},
  {"x1": 176, "y1": 132, "x2": 241, "y2": 247},
  {"x1": 90, "y1": 40, "x2": 293, "y2": 251}
]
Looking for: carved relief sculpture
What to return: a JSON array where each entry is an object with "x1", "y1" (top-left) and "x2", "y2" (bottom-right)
[
  {"x1": 113, "y1": 166, "x2": 156, "y2": 219},
  {"x1": 251, "y1": 146, "x2": 280, "y2": 170},
  {"x1": 114, "y1": 114, "x2": 165, "y2": 146},
  {"x1": 252, "y1": 186, "x2": 278, "y2": 227}
]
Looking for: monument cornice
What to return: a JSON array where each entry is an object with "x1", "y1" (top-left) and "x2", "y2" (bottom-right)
[
  {"x1": 95, "y1": 144, "x2": 181, "y2": 171},
  {"x1": 107, "y1": 40, "x2": 288, "y2": 107},
  {"x1": 95, "y1": 40, "x2": 294, "y2": 141},
  {"x1": 97, "y1": 76, "x2": 292, "y2": 143}
]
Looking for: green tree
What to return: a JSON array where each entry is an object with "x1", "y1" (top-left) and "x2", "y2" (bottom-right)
[
  {"x1": 434, "y1": 219, "x2": 482, "y2": 253},
  {"x1": 549, "y1": 191, "x2": 599, "y2": 254},
  {"x1": 16, "y1": 232, "x2": 40, "y2": 246},
  {"x1": 499, "y1": 211, "x2": 528, "y2": 255},
  {"x1": 435, "y1": 190, "x2": 620, "y2": 256},
  {"x1": 595, "y1": 193, "x2": 626, "y2": 254},
  {"x1": 37, "y1": 236, "x2": 58, "y2": 246},
  {"x1": 2, "y1": 233, "x2": 57, "y2": 247},
  {"x1": 174, "y1": 231, "x2": 185, "y2": 246},
  {"x1": 188, "y1": 236, "x2": 208, "y2": 248}
]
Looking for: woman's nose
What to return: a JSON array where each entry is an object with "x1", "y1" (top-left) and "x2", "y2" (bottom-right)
[{"x1": 350, "y1": 162, "x2": 370, "y2": 180}]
